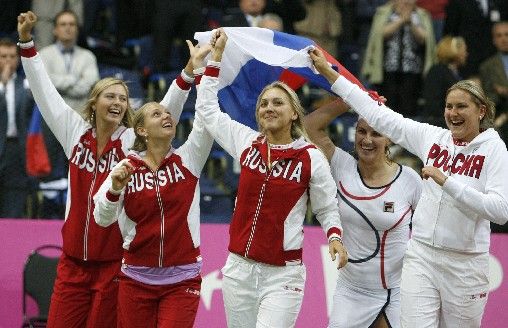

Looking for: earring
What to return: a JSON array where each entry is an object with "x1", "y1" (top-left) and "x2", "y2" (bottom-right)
[
  {"x1": 90, "y1": 111, "x2": 95, "y2": 124},
  {"x1": 144, "y1": 134, "x2": 148, "y2": 143}
]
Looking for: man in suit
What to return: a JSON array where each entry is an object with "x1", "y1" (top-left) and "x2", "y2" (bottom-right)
[
  {"x1": 479, "y1": 21, "x2": 508, "y2": 232},
  {"x1": 0, "y1": 38, "x2": 33, "y2": 218}
]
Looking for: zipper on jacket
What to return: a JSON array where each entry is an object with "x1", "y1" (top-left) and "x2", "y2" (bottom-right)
[
  {"x1": 432, "y1": 147, "x2": 456, "y2": 245},
  {"x1": 83, "y1": 164, "x2": 99, "y2": 261},
  {"x1": 153, "y1": 171, "x2": 166, "y2": 267},
  {"x1": 244, "y1": 160, "x2": 278, "y2": 258}
]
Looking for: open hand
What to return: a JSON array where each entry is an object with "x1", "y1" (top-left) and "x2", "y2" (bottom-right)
[{"x1": 186, "y1": 40, "x2": 212, "y2": 70}]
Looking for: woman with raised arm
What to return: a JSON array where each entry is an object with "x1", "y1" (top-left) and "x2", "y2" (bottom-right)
[
  {"x1": 310, "y1": 47, "x2": 508, "y2": 327},
  {"x1": 93, "y1": 42, "x2": 213, "y2": 328},
  {"x1": 18, "y1": 11, "x2": 194, "y2": 328},
  {"x1": 197, "y1": 29, "x2": 347, "y2": 328},
  {"x1": 304, "y1": 100, "x2": 421, "y2": 328}
]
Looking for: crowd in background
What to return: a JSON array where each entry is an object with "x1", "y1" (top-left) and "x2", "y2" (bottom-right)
[{"x1": 1, "y1": 0, "x2": 507, "y2": 233}]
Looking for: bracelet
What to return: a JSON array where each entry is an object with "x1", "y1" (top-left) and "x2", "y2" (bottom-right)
[
  {"x1": 17, "y1": 39, "x2": 34, "y2": 49},
  {"x1": 329, "y1": 236, "x2": 343, "y2": 244}
]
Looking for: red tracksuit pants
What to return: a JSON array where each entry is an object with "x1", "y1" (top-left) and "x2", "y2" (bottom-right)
[
  {"x1": 47, "y1": 253, "x2": 121, "y2": 328},
  {"x1": 118, "y1": 273, "x2": 201, "y2": 328}
]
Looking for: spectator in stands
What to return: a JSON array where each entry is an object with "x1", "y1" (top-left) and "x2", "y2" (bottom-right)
[
  {"x1": 258, "y1": 13, "x2": 283, "y2": 31},
  {"x1": 444, "y1": 0, "x2": 508, "y2": 79},
  {"x1": 222, "y1": 0, "x2": 266, "y2": 27},
  {"x1": 304, "y1": 98, "x2": 422, "y2": 328},
  {"x1": 416, "y1": 0, "x2": 448, "y2": 41},
  {"x1": 93, "y1": 42, "x2": 213, "y2": 328},
  {"x1": 199, "y1": 29, "x2": 347, "y2": 327},
  {"x1": 480, "y1": 21, "x2": 508, "y2": 139},
  {"x1": 361, "y1": 0, "x2": 435, "y2": 117},
  {"x1": 423, "y1": 36, "x2": 468, "y2": 126},
  {"x1": 313, "y1": 45, "x2": 508, "y2": 328},
  {"x1": 18, "y1": 11, "x2": 194, "y2": 327},
  {"x1": 31, "y1": 0, "x2": 83, "y2": 49},
  {"x1": 480, "y1": 21, "x2": 508, "y2": 232},
  {"x1": 38, "y1": 9, "x2": 100, "y2": 218},
  {"x1": 0, "y1": 38, "x2": 34, "y2": 218},
  {"x1": 294, "y1": 0, "x2": 342, "y2": 57}
]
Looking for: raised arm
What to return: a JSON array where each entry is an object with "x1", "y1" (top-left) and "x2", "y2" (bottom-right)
[
  {"x1": 197, "y1": 29, "x2": 258, "y2": 160},
  {"x1": 18, "y1": 11, "x2": 87, "y2": 157},
  {"x1": 303, "y1": 98, "x2": 350, "y2": 161},
  {"x1": 309, "y1": 47, "x2": 443, "y2": 160},
  {"x1": 176, "y1": 41, "x2": 215, "y2": 176}
]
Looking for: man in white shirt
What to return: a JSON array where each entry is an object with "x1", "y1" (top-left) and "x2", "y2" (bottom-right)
[{"x1": 0, "y1": 38, "x2": 33, "y2": 218}]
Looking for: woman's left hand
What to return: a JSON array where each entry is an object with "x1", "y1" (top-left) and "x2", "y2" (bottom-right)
[
  {"x1": 422, "y1": 166, "x2": 448, "y2": 186},
  {"x1": 329, "y1": 239, "x2": 348, "y2": 269}
]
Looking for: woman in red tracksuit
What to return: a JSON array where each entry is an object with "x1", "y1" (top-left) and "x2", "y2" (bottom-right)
[
  {"x1": 198, "y1": 30, "x2": 348, "y2": 328},
  {"x1": 18, "y1": 12, "x2": 193, "y2": 327},
  {"x1": 93, "y1": 43, "x2": 213, "y2": 328}
]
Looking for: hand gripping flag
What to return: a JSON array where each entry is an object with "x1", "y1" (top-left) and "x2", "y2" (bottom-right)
[
  {"x1": 26, "y1": 104, "x2": 51, "y2": 177},
  {"x1": 194, "y1": 27, "x2": 372, "y2": 128}
]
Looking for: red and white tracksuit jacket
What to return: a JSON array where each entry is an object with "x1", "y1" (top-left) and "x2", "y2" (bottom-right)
[
  {"x1": 332, "y1": 75, "x2": 508, "y2": 253},
  {"x1": 93, "y1": 75, "x2": 213, "y2": 267},
  {"x1": 20, "y1": 41, "x2": 192, "y2": 261},
  {"x1": 198, "y1": 62, "x2": 342, "y2": 266}
]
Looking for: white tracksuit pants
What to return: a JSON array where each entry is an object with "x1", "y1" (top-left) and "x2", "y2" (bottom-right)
[
  {"x1": 221, "y1": 253, "x2": 306, "y2": 328},
  {"x1": 400, "y1": 240, "x2": 489, "y2": 328}
]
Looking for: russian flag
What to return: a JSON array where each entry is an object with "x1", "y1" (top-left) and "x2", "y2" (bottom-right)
[
  {"x1": 194, "y1": 27, "x2": 369, "y2": 128},
  {"x1": 26, "y1": 105, "x2": 51, "y2": 177}
]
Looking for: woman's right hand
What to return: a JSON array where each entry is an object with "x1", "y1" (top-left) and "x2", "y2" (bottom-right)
[
  {"x1": 111, "y1": 160, "x2": 135, "y2": 192},
  {"x1": 17, "y1": 11, "x2": 37, "y2": 42},
  {"x1": 210, "y1": 29, "x2": 228, "y2": 62}
]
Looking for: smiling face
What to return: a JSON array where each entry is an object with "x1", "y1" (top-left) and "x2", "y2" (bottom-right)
[
  {"x1": 444, "y1": 89, "x2": 485, "y2": 142},
  {"x1": 136, "y1": 103, "x2": 175, "y2": 145},
  {"x1": 355, "y1": 118, "x2": 391, "y2": 164},
  {"x1": 256, "y1": 87, "x2": 297, "y2": 142},
  {"x1": 93, "y1": 84, "x2": 128, "y2": 127}
]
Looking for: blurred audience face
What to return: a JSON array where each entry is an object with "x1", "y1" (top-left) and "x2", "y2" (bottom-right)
[
  {"x1": 394, "y1": 0, "x2": 417, "y2": 12},
  {"x1": 493, "y1": 22, "x2": 508, "y2": 53},
  {"x1": 0, "y1": 43, "x2": 19, "y2": 74},
  {"x1": 0, "y1": 42, "x2": 19, "y2": 83},
  {"x1": 240, "y1": 0, "x2": 266, "y2": 16},
  {"x1": 54, "y1": 12, "x2": 78, "y2": 44},
  {"x1": 259, "y1": 16, "x2": 283, "y2": 31}
]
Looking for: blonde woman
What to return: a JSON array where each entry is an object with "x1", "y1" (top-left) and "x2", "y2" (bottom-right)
[{"x1": 198, "y1": 29, "x2": 347, "y2": 328}]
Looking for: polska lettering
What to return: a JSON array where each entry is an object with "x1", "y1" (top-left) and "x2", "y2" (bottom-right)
[
  {"x1": 127, "y1": 163, "x2": 185, "y2": 193},
  {"x1": 70, "y1": 142, "x2": 119, "y2": 173},
  {"x1": 426, "y1": 144, "x2": 484, "y2": 178},
  {"x1": 242, "y1": 147, "x2": 303, "y2": 182}
]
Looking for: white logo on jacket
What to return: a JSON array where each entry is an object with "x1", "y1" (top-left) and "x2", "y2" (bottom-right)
[
  {"x1": 127, "y1": 163, "x2": 185, "y2": 193},
  {"x1": 241, "y1": 147, "x2": 303, "y2": 183},
  {"x1": 70, "y1": 142, "x2": 119, "y2": 173}
]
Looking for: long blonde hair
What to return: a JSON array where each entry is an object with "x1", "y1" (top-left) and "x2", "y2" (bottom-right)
[
  {"x1": 446, "y1": 80, "x2": 495, "y2": 130},
  {"x1": 255, "y1": 81, "x2": 311, "y2": 141},
  {"x1": 82, "y1": 77, "x2": 133, "y2": 128}
]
